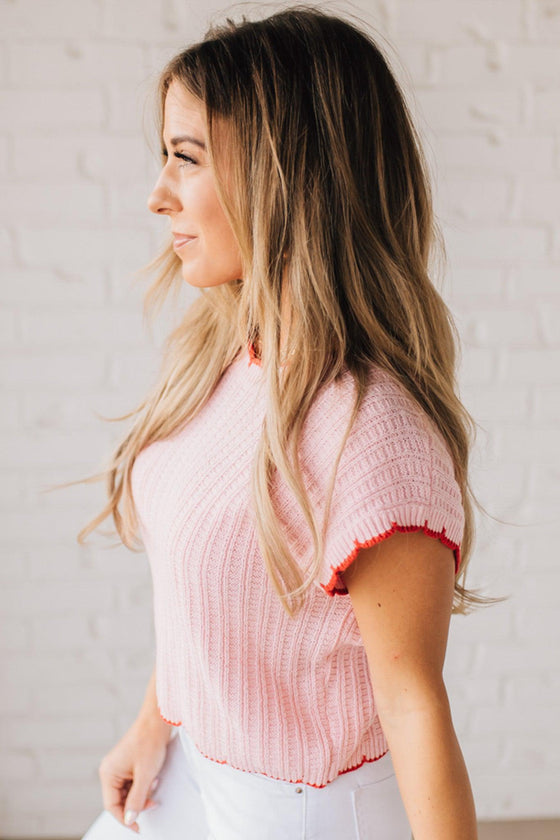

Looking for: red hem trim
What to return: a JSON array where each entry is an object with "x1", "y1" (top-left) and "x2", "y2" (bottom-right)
[
  {"x1": 189, "y1": 738, "x2": 389, "y2": 788},
  {"x1": 158, "y1": 706, "x2": 182, "y2": 726},
  {"x1": 321, "y1": 520, "x2": 461, "y2": 596},
  {"x1": 332, "y1": 749, "x2": 390, "y2": 782}
]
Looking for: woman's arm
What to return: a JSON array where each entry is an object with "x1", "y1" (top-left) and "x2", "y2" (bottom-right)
[{"x1": 340, "y1": 529, "x2": 478, "y2": 840}]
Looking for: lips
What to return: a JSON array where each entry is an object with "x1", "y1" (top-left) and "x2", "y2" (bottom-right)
[{"x1": 172, "y1": 233, "x2": 196, "y2": 250}]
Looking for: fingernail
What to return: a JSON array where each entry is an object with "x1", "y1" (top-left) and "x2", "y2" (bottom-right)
[
  {"x1": 124, "y1": 809, "x2": 138, "y2": 825},
  {"x1": 150, "y1": 777, "x2": 160, "y2": 791},
  {"x1": 145, "y1": 800, "x2": 160, "y2": 811}
]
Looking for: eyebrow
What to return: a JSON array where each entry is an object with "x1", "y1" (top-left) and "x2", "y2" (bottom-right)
[{"x1": 164, "y1": 134, "x2": 207, "y2": 151}]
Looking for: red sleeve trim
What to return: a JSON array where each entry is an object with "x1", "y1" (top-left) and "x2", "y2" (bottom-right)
[{"x1": 320, "y1": 520, "x2": 461, "y2": 596}]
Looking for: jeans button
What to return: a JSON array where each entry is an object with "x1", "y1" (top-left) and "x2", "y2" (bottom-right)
[{"x1": 295, "y1": 787, "x2": 303, "y2": 794}]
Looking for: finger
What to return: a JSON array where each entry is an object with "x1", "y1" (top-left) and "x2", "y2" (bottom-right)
[
  {"x1": 99, "y1": 770, "x2": 132, "y2": 827},
  {"x1": 123, "y1": 772, "x2": 159, "y2": 830},
  {"x1": 123, "y1": 809, "x2": 140, "y2": 833}
]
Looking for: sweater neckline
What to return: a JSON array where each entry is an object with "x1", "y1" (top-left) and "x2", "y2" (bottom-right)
[
  {"x1": 246, "y1": 341, "x2": 298, "y2": 370},
  {"x1": 247, "y1": 341, "x2": 262, "y2": 368}
]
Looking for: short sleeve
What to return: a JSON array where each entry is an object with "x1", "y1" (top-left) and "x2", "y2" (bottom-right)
[{"x1": 317, "y1": 369, "x2": 465, "y2": 596}]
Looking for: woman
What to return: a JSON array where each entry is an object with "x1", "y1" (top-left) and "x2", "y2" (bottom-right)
[{"x1": 77, "y1": 6, "x2": 494, "y2": 839}]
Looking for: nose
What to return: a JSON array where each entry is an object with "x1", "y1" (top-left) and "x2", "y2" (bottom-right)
[{"x1": 147, "y1": 177, "x2": 181, "y2": 216}]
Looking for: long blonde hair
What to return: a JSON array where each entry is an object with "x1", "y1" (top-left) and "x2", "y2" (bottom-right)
[{"x1": 69, "y1": 4, "x2": 502, "y2": 617}]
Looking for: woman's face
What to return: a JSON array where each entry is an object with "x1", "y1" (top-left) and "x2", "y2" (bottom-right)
[{"x1": 147, "y1": 79, "x2": 243, "y2": 288}]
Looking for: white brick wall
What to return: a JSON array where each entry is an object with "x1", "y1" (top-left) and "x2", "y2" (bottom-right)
[{"x1": 1, "y1": 0, "x2": 558, "y2": 835}]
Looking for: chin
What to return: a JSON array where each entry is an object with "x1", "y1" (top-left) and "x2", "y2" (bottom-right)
[
  {"x1": 180, "y1": 259, "x2": 242, "y2": 288},
  {"x1": 183, "y1": 276, "x2": 228, "y2": 290}
]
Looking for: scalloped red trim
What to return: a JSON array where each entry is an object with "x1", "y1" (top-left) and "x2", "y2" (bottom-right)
[
  {"x1": 189, "y1": 737, "x2": 389, "y2": 789},
  {"x1": 247, "y1": 341, "x2": 262, "y2": 367},
  {"x1": 158, "y1": 706, "x2": 182, "y2": 726},
  {"x1": 321, "y1": 520, "x2": 461, "y2": 596}
]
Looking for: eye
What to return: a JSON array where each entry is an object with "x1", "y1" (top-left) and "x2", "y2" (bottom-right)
[
  {"x1": 175, "y1": 151, "x2": 197, "y2": 168},
  {"x1": 161, "y1": 149, "x2": 197, "y2": 169}
]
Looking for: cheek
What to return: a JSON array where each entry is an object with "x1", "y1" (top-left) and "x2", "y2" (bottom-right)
[
  {"x1": 186, "y1": 176, "x2": 243, "y2": 280},
  {"x1": 203, "y1": 196, "x2": 242, "y2": 264}
]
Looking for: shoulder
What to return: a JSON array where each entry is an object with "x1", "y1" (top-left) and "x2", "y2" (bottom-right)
[
  {"x1": 318, "y1": 364, "x2": 453, "y2": 476},
  {"x1": 301, "y1": 362, "x2": 462, "y2": 530},
  {"x1": 308, "y1": 364, "x2": 465, "y2": 593}
]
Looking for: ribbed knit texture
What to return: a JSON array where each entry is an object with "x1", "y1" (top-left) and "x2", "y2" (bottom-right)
[{"x1": 131, "y1": 344, "x2": 464, "y2": 788}]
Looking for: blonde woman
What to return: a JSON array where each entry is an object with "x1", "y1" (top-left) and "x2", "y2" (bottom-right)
[{"x1": 78, "y1": 6, "x2": 493, "y2": 839}]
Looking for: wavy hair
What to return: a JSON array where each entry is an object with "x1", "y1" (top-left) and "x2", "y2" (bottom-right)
[{"x1": 68, "y1": 4, "x2": 503, "y2": 617}]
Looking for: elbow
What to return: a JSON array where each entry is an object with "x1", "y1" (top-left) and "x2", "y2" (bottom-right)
[{"x1": 374, "y1": 677, "x2": 452, "y2": 727}]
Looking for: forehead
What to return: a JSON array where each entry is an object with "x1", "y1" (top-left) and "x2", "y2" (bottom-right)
[{"x1": 162, "y1": 80, "x2": 207, "y2": 138}]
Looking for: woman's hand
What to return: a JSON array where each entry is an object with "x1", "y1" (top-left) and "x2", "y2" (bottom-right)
[{"x1": 97, "y1": 716, "x2": 173, "y2": 833}]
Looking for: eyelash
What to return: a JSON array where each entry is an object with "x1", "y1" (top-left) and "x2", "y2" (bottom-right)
[{"x1": 161, "y1": 150, "x2": 197, "y2": 168}]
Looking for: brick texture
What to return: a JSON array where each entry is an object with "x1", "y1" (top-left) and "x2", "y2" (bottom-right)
[{"x1": 1, "y1": 0, "x2": 558, "y2": 834}]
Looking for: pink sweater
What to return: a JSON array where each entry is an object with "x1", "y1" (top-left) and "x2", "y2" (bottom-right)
[{"x1": 131, "y1": 343, "x2": 464, "y2": 788}]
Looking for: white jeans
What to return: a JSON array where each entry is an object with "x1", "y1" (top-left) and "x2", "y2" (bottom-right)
[{"x1": 82, "y1": 727, "x2": 412, "y2": 839}]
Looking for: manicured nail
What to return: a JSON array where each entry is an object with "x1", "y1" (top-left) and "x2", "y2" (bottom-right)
[
  {"x1": 124, "y1": 809, "x2": 138, "y2": 825},
  {"x1": 150, "y1": 777, "x2": 160, "y2": 791}
]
